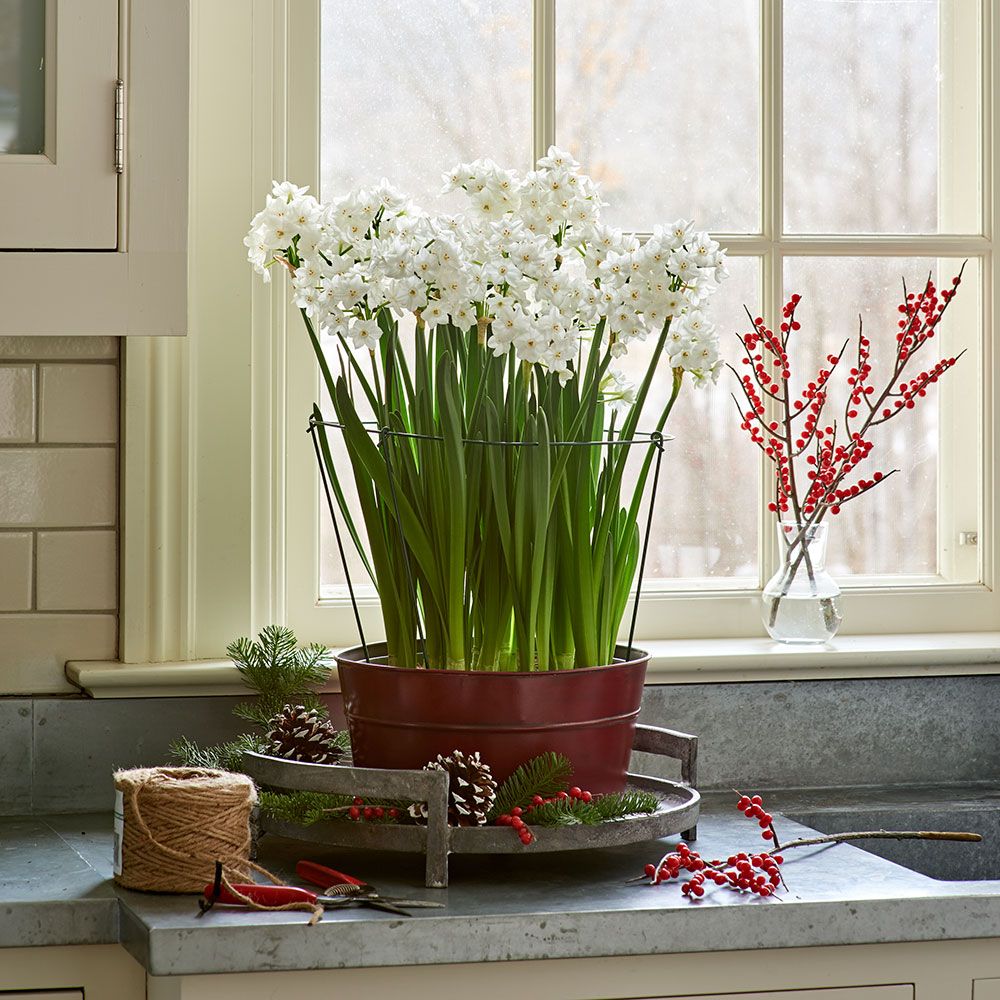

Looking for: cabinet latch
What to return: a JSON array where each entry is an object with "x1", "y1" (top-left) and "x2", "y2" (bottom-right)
[{"x1": 114, "y1": 79, "x2": 126, "y2": 174}]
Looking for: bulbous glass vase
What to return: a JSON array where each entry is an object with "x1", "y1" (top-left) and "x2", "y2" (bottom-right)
[{"x1": 762, "y1": 522, "x2": 842, "y2": 644}]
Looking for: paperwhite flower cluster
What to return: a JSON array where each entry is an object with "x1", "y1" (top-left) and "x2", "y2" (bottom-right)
[{"x1": 245, "y1": 148, "x2": 728, "y2": 395}]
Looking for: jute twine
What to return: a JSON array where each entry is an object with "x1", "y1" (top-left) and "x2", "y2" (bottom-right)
[{"x1": 113, "y1": 766, "x2": 260, "y2": 894}]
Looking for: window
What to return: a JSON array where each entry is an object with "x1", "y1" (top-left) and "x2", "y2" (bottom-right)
[{"x1": 280, "y1": 0, "x2": 995, "y2": 646}]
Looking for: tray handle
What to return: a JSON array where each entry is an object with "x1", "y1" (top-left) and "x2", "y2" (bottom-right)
[
  {"x1": 243, "y1": 752, "x2": 451, "y2": 888},
  {"x1": 632, "y1": 724, "x2": 698, "y2": 842}
]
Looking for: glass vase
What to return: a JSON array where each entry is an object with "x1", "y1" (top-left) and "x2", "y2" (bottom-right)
[{"x1": 762, "y1": 522, "x2": 842, "y2": 644}]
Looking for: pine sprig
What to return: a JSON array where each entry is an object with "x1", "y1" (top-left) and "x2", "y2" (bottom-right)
[
  {"x1": 589, "y1": 790, "x2": 660, "y2": 821},
  {"x1": 488, "y1": 752, "x2": 574, "y2": 820},
  {"x1": 525, "y1": 797, "x2": 596, "y2": 826},
  {"x1": 259, "y1": 789, "x2": 356, "y2": 826},
  {"x1": 228, "y1": 625, "x2": 333, "y2": 727},
  {"x1": 259, "y1": 789, "x2": 411, "y2": 826},
  {"x1": 525, "y1": 790, "x2": 660, "y2": 828},
  {"x1": 168, "y1": 733, "x2": 266, "y2": 772}
]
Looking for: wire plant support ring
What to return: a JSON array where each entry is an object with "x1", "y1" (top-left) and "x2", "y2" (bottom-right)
[{"x1": 308, "y1": 414, "x2": 670, "y2": 670}]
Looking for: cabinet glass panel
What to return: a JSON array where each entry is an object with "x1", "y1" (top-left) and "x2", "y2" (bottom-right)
[{"x1": 0, "y1": 0, "x2": 46, "y2": 154}]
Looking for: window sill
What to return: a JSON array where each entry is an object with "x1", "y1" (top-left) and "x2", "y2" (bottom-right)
[{"x1": 66, "y1": 631, "x2": 1000, "y2": 697}]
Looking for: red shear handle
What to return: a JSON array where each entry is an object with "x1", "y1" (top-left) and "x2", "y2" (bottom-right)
[
  {"x1": 203, "y1": 883, "x2": 319, "y2": 906},
  {"x1": 296, "y1": 860, "x2": 364, "y2": 888}
]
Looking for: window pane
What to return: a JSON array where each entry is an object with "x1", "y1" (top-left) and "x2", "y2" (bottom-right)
[
  {"x1": 320, "y1": 0, "x2": 532, "y2": 207},
  {"x1": 781, "y1": 256, "x2": 979, "y2": 580},
  {"x1": 0, "y1": 0, "x2": 46, "y2": 154},
  {"x1": 555, "y1": 0, "x2": 760, "y2": 233},
  {"x1": 622, "y1": 256, "x2": 760, "y2": 588},
  {"x1": 784, "y1": 0, "x2": 980, "y2": 234}
]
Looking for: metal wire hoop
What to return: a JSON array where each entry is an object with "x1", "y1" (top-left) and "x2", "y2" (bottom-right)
[{"x1": 308, "y1": 414, "x2": 669, "y2": 666}]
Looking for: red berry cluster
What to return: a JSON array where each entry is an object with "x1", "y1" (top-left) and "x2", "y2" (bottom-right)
[
  {"x1": 731, "y1": 267, "x2": 965, "y2": 525},
  {"x1": 496, "y1": 786, "x2": 594, "y2": 846},
  {"x1": 495, "y1": 806, "x2": 535, "y2": 845},
  {"x1": 637, "y1": 793, "x2": 784, "y2": 902},
  {"x1": 347, "y1": 796, "x2": 400, "y2": 823}
]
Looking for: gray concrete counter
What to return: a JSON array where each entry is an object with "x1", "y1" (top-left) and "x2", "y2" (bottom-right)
[{"x1": 3, "y1": 798, "x2": 1000, "y2": 976}]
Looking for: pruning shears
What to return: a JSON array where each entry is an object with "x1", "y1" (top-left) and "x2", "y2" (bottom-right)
[{"x1": 202, "y1": 861, "x2": 444, "y2": 918}]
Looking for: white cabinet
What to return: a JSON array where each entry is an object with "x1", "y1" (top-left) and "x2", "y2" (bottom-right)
[
  {"x1": 0, "y1": 0, "x2": 188, "y2": 336},
  {"x1": 1, "y1": 945, "x2": 143, "y2": 999},
  {"x1": 975, "y1": 980, "x2": 1000, "y2": 999},
  {"x1": 1, "y1": 0, "x2": 119, "y2": 249},
  {"x1": 654, "y1": 989, "x2": 913, "y2": 1000},
  {"x1": 2, "y1": 993, "x2": 84, "y2": 999}
]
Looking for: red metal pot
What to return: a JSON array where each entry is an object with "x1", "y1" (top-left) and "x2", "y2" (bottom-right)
[{"x1": 334, "y1": 642, "x2": 649, "y2": 793}]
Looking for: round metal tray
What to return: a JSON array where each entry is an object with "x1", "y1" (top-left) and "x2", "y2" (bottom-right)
[
  {"x1": 261, "y1": 774, "x2": 699, "y2": 856},
  {"x1": 243, "y1": 724, "x2": 699, "y2": 886}
]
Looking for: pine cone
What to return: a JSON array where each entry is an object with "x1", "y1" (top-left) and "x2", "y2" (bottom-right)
[
  {"x1": 409, "y1": 750, "x2": 497, "y2": 827},
  {"x1": 265, "y1": 704, "x2": 343, "y2": 765}
]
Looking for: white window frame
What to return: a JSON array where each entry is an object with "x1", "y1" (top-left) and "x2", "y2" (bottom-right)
[
  {"x1": 282, "y1": 0, "x2": 999, "y2": 646},
  {"x1": 92, "y1": 0, "x2": 1000, "y2": 699}
]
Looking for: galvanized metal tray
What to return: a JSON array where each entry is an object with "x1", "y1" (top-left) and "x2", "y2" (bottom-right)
[{"x1": 243, "y1": 724, "x2": 699, "y2": 888}]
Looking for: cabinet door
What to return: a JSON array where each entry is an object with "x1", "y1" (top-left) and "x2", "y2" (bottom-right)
[{"x1": 0, "y1": 0, "x2": 119, "y2": 248}]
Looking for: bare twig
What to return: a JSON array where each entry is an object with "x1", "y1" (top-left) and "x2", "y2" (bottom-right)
[{"x1": 779, "y1": 829, "x2": 982, "y2": 852}]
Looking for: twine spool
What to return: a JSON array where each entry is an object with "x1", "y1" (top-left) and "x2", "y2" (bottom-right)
[{"x1": 113, "y1": 766, "x2": 258, "y2": 893}]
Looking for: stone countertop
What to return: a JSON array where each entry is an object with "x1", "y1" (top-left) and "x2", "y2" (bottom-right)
[{"x1": 3, "y1": 796, "x2": 1000, "y2": 976}]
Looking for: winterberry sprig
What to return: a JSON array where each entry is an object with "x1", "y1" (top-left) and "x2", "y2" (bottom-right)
[
  {"x1": 496, "y1": 785, "x2": 597, "y2": 845},
  {"x1": 632, "y1": 790, "x2": 981, "y2": 902},
  {"x1": 633, "y1": 792, "x2": 786, "y2": 901},
  {"x1": 733, "y1": 269, "x2": 965, "y2": 524},
  {"x1": 347, "y1": 796, "x2": 401, "y2": 823}
]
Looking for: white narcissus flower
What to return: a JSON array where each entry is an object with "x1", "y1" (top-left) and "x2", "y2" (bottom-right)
[
  {"x1": 600, "y1": 370, "x2": 638, "y2": 415},
  {"x1": 246, "y1": 149, "x2": 728, "y2": 384},
  {"x1": 349, "y1": 318, "x2": 381, "y2": 350}
]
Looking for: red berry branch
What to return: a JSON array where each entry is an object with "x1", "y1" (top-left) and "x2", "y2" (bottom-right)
[
  {"x1": 730, "y1": 266, "x2": 967, "y2": 627},
  {"x1": 630, "y1": 792, "x2": 981, "y2": 903}
]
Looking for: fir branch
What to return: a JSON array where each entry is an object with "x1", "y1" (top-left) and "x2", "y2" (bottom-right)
[
  {"x1": 525, "y1": 790, "x2": 659, "y2": 828},
  {"x1": 589, "y1": 790, "x2": 660, "y2": 821},
  {"x1": 526, "y1": 798, "x2": 596, "y2": 826},
  {"x1": 227, "y1": 625, "x2": 333, "y2": 728},
  {"x1": 488, "y1": 752, "x2": 574, "y2": 820},
  {"x1": 259, "y1": 789, "x2": 411, "y2": 827},
  {"x1": 168, "y1": 733, "x2": 266, "y2": 773},
  {"x1": 259, "y1": 789, "x2": 356, "y2": 826}
]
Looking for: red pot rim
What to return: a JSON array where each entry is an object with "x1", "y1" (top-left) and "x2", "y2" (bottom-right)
[{"x1": 335, "y1": 641, "x2": 649, "y2": 676}]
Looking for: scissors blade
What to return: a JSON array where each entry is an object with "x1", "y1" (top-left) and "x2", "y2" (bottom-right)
[
  {"x1": 359, "y1": 897, "x2": 413, "y2": 917},
  {"x1": 375, "y1": 898, "x2": 445, "y2": 908}
]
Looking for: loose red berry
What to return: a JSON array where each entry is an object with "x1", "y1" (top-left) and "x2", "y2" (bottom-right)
[
  {"x1": 348, "y1": 806, "x2": 361, "y2": 820},
  {"x1": 569, "y1": 786, "x2": 582, "y2": 799}
]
